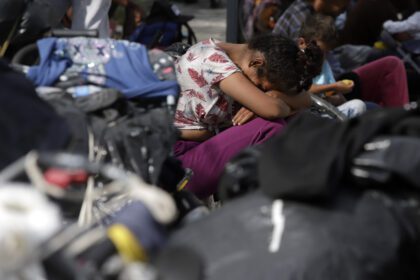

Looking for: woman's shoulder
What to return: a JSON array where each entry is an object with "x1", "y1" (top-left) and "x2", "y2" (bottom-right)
[{"x1": 186, "y1": 38, "x2": 228, "y2": 58}]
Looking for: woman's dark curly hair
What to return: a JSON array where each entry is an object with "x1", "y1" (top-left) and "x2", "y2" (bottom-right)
[{"x1": 248, "y1": 33, "x2": 323, "y2": 95}]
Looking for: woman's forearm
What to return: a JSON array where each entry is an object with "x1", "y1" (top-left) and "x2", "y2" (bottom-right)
[{"x1": 266, "y1": 90, "x2": 311, "y2": 115}]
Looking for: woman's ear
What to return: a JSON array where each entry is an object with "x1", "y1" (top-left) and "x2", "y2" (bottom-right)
[
  {"x1": 298, "y1": 37, "x2": 307, "y2": 49},
  {"x1": 248, "y1": 53, "x2": 265, "y2": 68}
]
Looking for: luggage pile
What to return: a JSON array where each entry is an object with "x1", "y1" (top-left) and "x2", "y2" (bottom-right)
[
  {"x1": 169, "y1": 105, "x2": 420, "y2": 280},
  {"x1": 1, "y1": 1, "x2": 420, "y2": 280},
  {"x1": 0, "y1": 5, "x2": 202, "y2": 277}
]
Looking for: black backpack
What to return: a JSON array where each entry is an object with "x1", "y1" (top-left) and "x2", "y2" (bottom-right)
[
  {"x1": 129, "y1": 0, "x2": 197, "y2": 49},
  {"x1": 39, "y1": 86, "x2": 183, "y2": 189},
  {"x1": 0, "y1": 59, "x2": 70, "y2": 170}
]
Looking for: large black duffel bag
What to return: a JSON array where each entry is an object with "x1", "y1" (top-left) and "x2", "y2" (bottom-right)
[{"x1": 167, "y1": 188, "x2": 420, "y2": 280}]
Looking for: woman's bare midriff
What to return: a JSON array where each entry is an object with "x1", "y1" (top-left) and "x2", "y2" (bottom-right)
[{"x1": 179, "y1": 129, "x2": 215, "y2": 142}]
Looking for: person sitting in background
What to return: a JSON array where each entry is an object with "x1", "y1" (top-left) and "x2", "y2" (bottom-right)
[
  {"x1": 52, "y1": 0, "x2": 112, "y2": 37},
  {"x1": 58, "y1": 0, "x2": 142, "y2": 39},
  {"x1": 173, "y1": 34, "x2": 323, "y2": 198},
  {"x1": 272, "y1": 0, "x2": 350, "y2": 40},
  {"x1": 383, "y1": 11, "x2": 420, "y2": 40},
  {"x1": 299, "y1": 14, "x2": 409, "y2": 109},
  {"x1": 108, "y1": 0, "x2": 144, "y2": 39},
  {"x1": 338, "y1": 0, "x2": 419, "y2": 46},
  {"x1": 242, "y1": 0, "x2": 294, "y2": 40},
  {"x1": 299, "y1": 14, "x2": 366, "y2": 117}
]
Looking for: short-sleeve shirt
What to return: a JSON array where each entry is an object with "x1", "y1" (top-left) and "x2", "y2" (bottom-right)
[
  {"x1": 272, "y1": 0, "x2": 314, "y2": 40},
  {"x1": 312, "y1": 60, "x2": 336, "y2": 85},
  {"x1": 174, "y1": 38, "x2": 241, "y2": 131}
]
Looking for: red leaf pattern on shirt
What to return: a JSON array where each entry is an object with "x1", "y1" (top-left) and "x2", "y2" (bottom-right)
[
  {"x1": 184, "y1": 89, "x2": 206, "y2": 101},
  {"x1": 187, "y1": 52, "x2": 198, "y2": 62},
  {"x1": 207, "y1": 88, "x2": 214, "y2": 99},
  {"x1": 174, "y1": 39, "x2": 239, "y2": 129},
  {"x1": 215, "y1": 96, "x2": 229, "y2": 112},
  {"x1": 188, "y1": 68, "x2": 207, "y2": 87},
  {"x1": 195, "y1": 103, "x2": 206, "y2": 120},
  {"x1": 175, "y1": 110, "x2": 196, "y2": 125},
  {"x1": 208, "y1": 53, "x2": 228, "y2": 63},
  {"x1": 211, "y1": 73, "x2": 225, "y2": 84}
]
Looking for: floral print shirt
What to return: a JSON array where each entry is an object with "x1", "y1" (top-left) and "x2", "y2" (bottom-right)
[{"x1": 174, "y1": 38, "x2": 241, "y2": 131}]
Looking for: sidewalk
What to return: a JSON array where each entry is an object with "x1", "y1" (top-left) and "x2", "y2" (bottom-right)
[{"x1": 174, "y1": 0, "x2": 227, "y2": 42}]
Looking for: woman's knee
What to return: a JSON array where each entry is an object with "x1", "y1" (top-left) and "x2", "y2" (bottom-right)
[{"x1": 378, "y1": 56, "x2": 405, "y2": 71}]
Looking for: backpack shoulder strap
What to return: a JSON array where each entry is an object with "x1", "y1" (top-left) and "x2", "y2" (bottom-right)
[{"x1": 181, "y1": 22, "x2": 197, "y2": 45}]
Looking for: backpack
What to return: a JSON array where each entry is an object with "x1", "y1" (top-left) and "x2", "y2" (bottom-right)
[
  {"x1": 22, "y1": 35, "x2": 185, "y2": 191},
  {"x1": 129, "y1": 0, "x2": 197, "y2": 49},
  {"x1": 0, "y1": 0, "x2": 57, "y2": 58},
  {"x1": 39, "y1": 87, "x2": 182, "y2": 188},
  {"x1": 0, "y1": 59, "x2": 70, "y2": 170}
]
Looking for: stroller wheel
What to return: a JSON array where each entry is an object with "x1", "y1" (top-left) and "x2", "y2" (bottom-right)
[{"x1": 11, "y1": 43, "x2": 38, "y2": 65}]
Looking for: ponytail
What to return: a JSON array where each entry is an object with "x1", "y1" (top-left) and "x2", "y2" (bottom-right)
[{"x1": 296, "y1": 40, "x2": 323, "y2": 92}]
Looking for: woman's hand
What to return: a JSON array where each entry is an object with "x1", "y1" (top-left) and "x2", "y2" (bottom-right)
[
  {"x1": 231, "y1": 89, "x2": 307, "y2": 125},
  {"x1": 219, "y1": 73, "x2": 291, "y2": 119},
  {"x1": 271, "y1": 89, "x2": 312, "y2": 112},
  {"x1": 232, "y1": 107, "x2": 256, "y2": 126}
]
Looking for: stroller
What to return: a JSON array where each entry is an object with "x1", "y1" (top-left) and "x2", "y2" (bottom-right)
[
  {"x1": 128, "y1": 0, "x2": 197, "y2": 49},
  {"x1": 380, "y1": 29, "x2": 420, "y2": 76}
]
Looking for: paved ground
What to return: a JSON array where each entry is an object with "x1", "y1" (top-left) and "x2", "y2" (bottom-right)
[
  {"x1": 173, "y1": 0, "x2": 227, "y2": 42},
  {"x1": 139, "y1": 0, "x2": 228, "y2": 42}
]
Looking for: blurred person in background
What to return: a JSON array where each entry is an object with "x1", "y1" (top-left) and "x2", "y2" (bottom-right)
[
  {"x1": 299, "y1": 14, "x2": 409, "y2": 111},
  {"x1": 272, "y1": 0, "x2": 350, "y2": 40},
  {"x1": 242, "y1": 0, "x2": 294, "y2": 40},
  {"x1": 53, "y1": 0, "x2": 112, "y2": 38},
  {"x1": 339, "y1": 0, "x2": 419, "y2": 46},
  {"x1": 108, "y1": 0, "x2": 144, "y2": 38}
]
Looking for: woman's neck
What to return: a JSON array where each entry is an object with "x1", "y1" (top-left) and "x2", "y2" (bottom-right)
[{"x1": 217, "y1": 42, "x2": 251, "y2": 70}]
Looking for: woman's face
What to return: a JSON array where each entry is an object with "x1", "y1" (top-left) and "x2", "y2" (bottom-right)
[
  {"x1": 242, "y1": 57, "x2": 274, "y2": 92},
  {"x1": 245, "y1": 68, "x2": 273, "y2": 91}
]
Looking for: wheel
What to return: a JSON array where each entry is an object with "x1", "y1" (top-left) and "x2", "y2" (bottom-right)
[
  {"x1": 310, "y1": 94, "x2": 348, "y2": 121},
  {"x1": 11, "y1": 43, "x2": 39, "y2": 65}
]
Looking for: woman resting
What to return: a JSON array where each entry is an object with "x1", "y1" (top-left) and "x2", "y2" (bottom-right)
[{"x1": 173, "y1": 34, "x2": 323, "y2": 198}]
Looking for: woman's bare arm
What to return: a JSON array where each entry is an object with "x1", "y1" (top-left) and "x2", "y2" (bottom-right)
[
  {"x1": 219, "y1": 72, "x2": 291, "y2": 119},
  {"x1": 269, "y1": 90, "x2": 312, "y2": 113}
]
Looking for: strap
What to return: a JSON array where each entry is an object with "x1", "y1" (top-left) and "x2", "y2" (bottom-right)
[
  {"x1": 107, "y1": 224, "x2": 148, "y2": 262},
  {"x1": 182, "y1": 22, "x2": 197, "y2": 45}
]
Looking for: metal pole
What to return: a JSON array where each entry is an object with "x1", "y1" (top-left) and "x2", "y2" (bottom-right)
[{"x1": 226, "y1": 0, "x2": 240, "y2": 43}]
